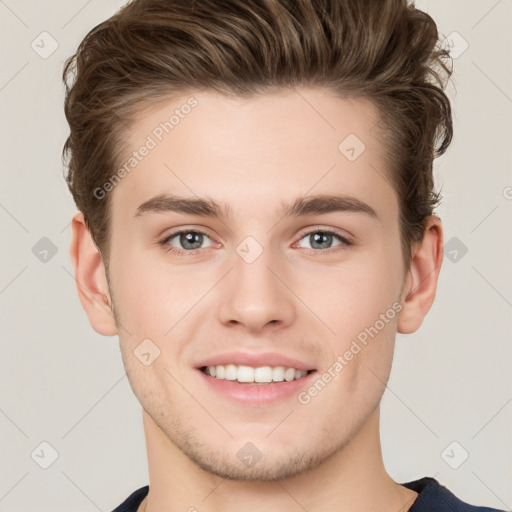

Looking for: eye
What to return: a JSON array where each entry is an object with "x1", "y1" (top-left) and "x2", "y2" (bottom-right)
[
  {"x1": 159, "y1": 227, "x2": 352, "y2": 256},
  {"x1": 159, "y1": 229, "x2": 214, "y2": 254},
  {"x1": 296, "y1": 228, "x2": 352, "y2": 252}
]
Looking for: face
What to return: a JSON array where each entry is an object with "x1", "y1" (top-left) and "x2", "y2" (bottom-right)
[{"x1": 106, "y1": 88, "x2": 407, "y2": 481}]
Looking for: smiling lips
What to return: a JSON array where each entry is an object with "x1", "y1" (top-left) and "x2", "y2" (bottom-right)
[
  {"x1": 201, "y1": 364, "x2": 311, "y2": 384},
  {"x1": 195, "y1": 351, "x2": 316, "y2": 388}
]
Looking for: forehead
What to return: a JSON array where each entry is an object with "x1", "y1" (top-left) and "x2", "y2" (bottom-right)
[{"x1": 111, "y1": 88, "x2": 396, "y2": 223}]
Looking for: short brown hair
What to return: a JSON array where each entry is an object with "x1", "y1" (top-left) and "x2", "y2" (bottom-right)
[{"x1": 62, "y1": 0, "x2": 453, "y2": 270}]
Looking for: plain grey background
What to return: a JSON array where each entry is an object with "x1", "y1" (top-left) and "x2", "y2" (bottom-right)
[{"x1": 0, "y1": 1, "x2": 511, "y2": 511}]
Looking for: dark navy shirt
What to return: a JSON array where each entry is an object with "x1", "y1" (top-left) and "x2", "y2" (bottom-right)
[{"x1": 111, "y1": 477, "x2": 507, "y2": 511}]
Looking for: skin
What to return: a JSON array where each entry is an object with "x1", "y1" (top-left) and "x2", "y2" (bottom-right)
[{"x1": 70, "y1": 88, "x2": 443, "y2": 512}]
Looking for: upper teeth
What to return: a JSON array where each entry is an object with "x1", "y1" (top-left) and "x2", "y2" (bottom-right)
[{"x1": 204, "y1": 364, "x2": 309, "y2": 383}]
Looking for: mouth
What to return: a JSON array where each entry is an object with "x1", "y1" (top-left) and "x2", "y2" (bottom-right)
[
  {"x1": 199, "y1": 364, "x2": 316, "y2": 385},
  {"x1": 194, "y1": 352, "x2": 318, "y2": 405},
  {"x1": 196, "y1": 363, "x2": 318, "y2": 405}
]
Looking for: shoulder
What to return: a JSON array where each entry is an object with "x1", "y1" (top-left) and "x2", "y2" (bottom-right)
[
  {"x1": 111, "y1": 485, "x2": 149, "y2": 512},
  {"x1": 402, "y1": 477, "x2": 507, "y2": 512}
]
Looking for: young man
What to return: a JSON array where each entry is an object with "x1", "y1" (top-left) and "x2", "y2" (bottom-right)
[{"x1": 63, "y1": 1, "x2": 505, "y2": 511}]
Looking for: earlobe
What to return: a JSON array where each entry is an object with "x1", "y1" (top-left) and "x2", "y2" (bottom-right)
[
  {"x1": 69, "y1": 212, "x2": 118, "y2": 336},
  {"x1": 397, "y1": 216, "x2": 444, "y2": 334}
]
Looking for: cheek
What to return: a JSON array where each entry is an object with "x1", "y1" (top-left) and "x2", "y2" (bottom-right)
[
  {"x1": 110, "y1": 251, "x2": 207, "y2": 334},
  {"x1": 298, "y1": 255, "x2": 401, "y2": 340},
  {"x1": 298, "y1": 252, "x2": 401, "y2": 395}
]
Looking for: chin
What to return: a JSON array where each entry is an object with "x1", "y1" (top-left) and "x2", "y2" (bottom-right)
[{"x1": 185, "y1": 444, "x2": 329, "y2": 482}]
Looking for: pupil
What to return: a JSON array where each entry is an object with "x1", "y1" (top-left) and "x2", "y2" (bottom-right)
[
  {"x1": 181, "y1": 232, "x2": 202, "y2": 250},
  {"x1": 311, "y1": 232, "x2": 332, "y2": 249}
]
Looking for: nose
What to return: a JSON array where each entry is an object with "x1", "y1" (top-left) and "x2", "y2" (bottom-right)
[{"x1": 216, "y1": 245, "x2": 296, "y2": 333}]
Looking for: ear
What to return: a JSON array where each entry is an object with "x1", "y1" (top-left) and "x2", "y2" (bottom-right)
[
  {"x1": 69, "y1": 212, "x2": 118, "y2": 336},
  {"x1": 397, "y1": 215, "x2": 444, "y2": 334}
]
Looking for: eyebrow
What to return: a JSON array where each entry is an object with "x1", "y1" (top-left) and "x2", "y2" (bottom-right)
[{"x1": 134, "y1": 193, "x2": 379, "y2": 221}]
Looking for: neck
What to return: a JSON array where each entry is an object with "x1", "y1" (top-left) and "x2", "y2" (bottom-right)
[{"x1": 138, "y1": 406, "x2": 418, "y2": 512}]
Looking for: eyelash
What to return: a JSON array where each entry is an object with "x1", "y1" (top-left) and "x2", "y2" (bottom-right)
[{"x1": 158, "y1": 228, "x2": 353, "y2": 256}]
